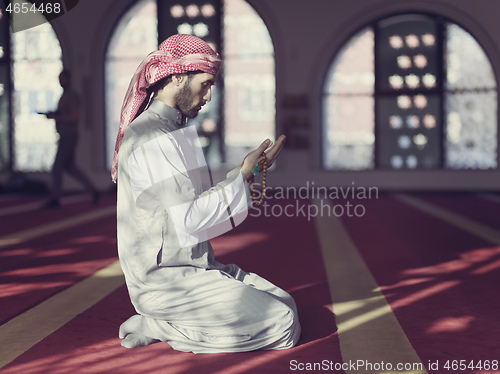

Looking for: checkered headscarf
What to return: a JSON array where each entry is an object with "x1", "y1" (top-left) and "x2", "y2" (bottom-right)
[{"x1": 111, "y1": 34, "x2": 221, "y2": 182}]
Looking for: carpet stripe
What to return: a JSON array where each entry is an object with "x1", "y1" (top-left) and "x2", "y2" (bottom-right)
[
  {"x1": 394, "y1": 193, "x2": 500, "y2": 245},
  {"x1": 0, "y1": 201, "x2": 45, "y2": 217},
  {"x1": 1, "y1": 199, "x2": 340, "y2": 374},
  {"x1": 0, "y1": 194, "x2": 92, "y2": 218},
  {"x1": 313, "y1": 198, "x2": 427, "y2": 374},
  {"x1": 477, "y1": 193, "x2": 500, "y2": 205},
  {"x1": 0, "y1": 260, "x2": 124, "y2": 369},
  {"x1": 0, "y1": 205, "x2": 115, "y2": 248}
]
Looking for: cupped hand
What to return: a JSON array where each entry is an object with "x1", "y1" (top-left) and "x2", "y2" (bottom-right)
[{"x1": 240, "y1": 135, "x2": 286, "y2": 181}]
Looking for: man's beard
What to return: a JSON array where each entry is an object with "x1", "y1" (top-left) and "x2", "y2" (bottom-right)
[{"x1": 175, "y1": 82, "x2": 202, "y2": 119}]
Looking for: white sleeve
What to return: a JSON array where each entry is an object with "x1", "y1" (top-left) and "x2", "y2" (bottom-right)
[{"x1": 128, "y1": 127, "x2": 250, "y2": 248}]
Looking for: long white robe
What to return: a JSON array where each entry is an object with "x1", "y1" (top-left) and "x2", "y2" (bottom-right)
[{"x1": 116, "y1": 99, "x2": 300, "y2": 353}]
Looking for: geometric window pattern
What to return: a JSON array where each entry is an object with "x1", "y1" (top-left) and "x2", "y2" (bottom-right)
[
  {"x1": 323, "y1": 14, "x2": 497, "y2": 170},
  {"x1": 376, "y1": 15, "x2": 441, "y2": 170}
]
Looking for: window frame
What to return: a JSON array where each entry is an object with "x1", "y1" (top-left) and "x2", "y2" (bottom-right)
[{"x1": 321, "y1": 11, "x2": 499, "y2": 172}]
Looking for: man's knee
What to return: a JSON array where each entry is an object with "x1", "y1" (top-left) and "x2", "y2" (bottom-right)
[
  {"x1": 271, "y1": 307, "x2": 301, "y2": 349},
  {"x1": 286, "y1": 309, "x2": 301, "y2": 347}
]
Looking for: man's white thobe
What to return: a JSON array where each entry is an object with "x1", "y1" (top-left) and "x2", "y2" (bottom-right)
[{"x1": 116, "y1": 99, "x2": 300, "y2": 353}]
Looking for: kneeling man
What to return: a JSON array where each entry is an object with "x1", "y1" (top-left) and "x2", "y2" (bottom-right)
[{"x1": 113, "y1": 34, "x2": 300, "y2": 353}]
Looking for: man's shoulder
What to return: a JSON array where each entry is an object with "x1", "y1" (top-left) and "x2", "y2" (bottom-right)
[
  {"x1": 130, "y1": 108, "x2": 177, "y2": 133},
  {"x1": 123, "y1": 114, "x2": 177, "y2": 151}
]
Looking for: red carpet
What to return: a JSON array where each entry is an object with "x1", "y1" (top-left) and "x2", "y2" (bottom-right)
[
  {"x1": 1, "y1": 198, "x2": 342, "y2": 374},
  {"x1": 1, "y1": 197, "x2": 108, "y2": 237},
  {"x1": 338, "y1": 193, "x2": 500, "y2": 373},
  {"x1": 0, "y1": 197, "x2": 118, "y2": 325},
  {"x1": 4, "y1": 192, "x2": 500, "y2": 373}
]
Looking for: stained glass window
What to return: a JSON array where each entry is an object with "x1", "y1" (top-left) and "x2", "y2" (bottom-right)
[
  {"x1": 12, "y1": 22, "x2": 63, "y2": 171},
  {"x1": 322, "y1": 14, "x2": 497, "y2": 170},
  {"x1": 104, "y1": 0, "x2": 275, "y2": 169}
]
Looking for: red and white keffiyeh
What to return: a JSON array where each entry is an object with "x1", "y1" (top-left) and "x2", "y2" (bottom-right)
[{"x1": 111, "y1": 34, "x2": 222, "y2": 182}]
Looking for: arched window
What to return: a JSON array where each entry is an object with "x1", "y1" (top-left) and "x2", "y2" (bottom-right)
[
  {"x1": 322, "y1": 14, "x2": 497, "y2": 170},
  {"x1": 0, "y1": 2, "x2": 63, "y2": 173},
  {"x1": 104, "y1": 0, "x2": 275, "y2": 169},
  {"x1": 12, "y1": 23, "x2": 63, "y2": 172},
  {"x1": 222, "y1": 0, "x2": 275, "y2": 165}
]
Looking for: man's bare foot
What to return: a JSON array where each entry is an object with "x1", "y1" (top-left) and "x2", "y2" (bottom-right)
[
  {"x1": 119, "y1": 315, "x2": 160, "y2": 348},
  {"x1": 121, "y1": 333, "x2": 160, "y2": 348}
]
